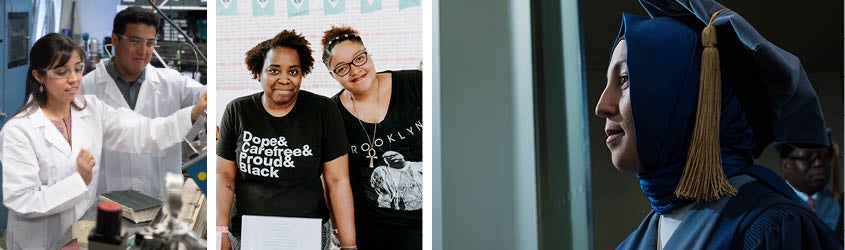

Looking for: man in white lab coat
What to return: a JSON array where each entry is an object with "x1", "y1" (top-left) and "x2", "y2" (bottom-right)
[{"x1": 81, "y1": 6, "x2": 205, "y2": 200}]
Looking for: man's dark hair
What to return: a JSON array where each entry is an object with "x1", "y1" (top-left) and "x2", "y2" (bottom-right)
[{"x1": 113, "y1": 6, "x2": 160, "y2": 35}]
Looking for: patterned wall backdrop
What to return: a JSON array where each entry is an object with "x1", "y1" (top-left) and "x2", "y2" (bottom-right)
[{"x1": 216, "y1": 0, "x2": 422, "y2": 124}]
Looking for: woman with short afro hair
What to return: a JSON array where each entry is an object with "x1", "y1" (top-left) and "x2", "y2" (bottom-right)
[{"x1": 217, "y1": 29, "x2": 357, "y2": 250}]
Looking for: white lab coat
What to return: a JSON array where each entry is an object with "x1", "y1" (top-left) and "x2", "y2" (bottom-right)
[
  {"x1": 81, "y1": 59, "x2": 205, "y2": 200},
  {"x1": 0, "y1": 95, "x2": 193, "y2": 249}
]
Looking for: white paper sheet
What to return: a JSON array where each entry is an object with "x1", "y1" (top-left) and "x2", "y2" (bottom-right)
[{"x1": 241, "y1": 215, "x2": 322, "y2": 250}]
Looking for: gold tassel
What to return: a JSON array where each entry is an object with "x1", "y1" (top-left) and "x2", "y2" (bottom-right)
[{"x1": 674, "y1": 9, "x2": 738, "y2": 202}]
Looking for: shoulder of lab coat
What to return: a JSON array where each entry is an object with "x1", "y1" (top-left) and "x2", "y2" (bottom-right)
[
  {"x1": 80, "y1": 60, "x2": 109, "y2": 94},
  {"x1": 84, "y1": 94, "x2": 194, "y2": 154},
  {"x1": 81, "y1": 61, "x2": 205, "y2": 108},
  {"x1": 0, "y1": 108, "x2": 88, "y2": 218},
  {"x1": 143, "y1": 65, "x2": 206, "y2": 108},
  {"x1": 81, "y1": 60, "x2": 128, "y2": 109}
]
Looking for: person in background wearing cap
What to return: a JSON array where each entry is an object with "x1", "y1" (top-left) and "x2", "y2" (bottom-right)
[
  {"x1": 775, "y1": 133, "x2": 844, "y2": 234},
  {"x1": 596, "y1": 0, "x2": 843, "y2": 249}
]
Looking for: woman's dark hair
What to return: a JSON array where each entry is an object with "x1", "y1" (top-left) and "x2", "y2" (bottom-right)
[
  {"x1": 12, "y1": 33, "x2": 87, "y2": 118},
  {"x1": 113, "y1": 6, "x2": 160, "y2": 35},
  {"x1": 244, "y1": 29, "x2": 314, "y2": 80},
  {"x1": 321, "y1": 25, "x2": 364, "y2": 67}
]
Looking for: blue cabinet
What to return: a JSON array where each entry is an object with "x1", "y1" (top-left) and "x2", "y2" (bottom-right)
[{"x1": 0, "y1": 0, "x2": 33, "y2": 235}]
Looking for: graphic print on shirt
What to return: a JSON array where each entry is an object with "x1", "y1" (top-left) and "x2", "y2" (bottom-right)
[
  {"x1": 349, "y1": 120, "x2": 422, "y2": 154},
  {"x1": 238, "y1": 130, "x2": 313, "y2": 178},
  {"x1": 370, "y1": 151, "x2": 422, "y2": 211}
]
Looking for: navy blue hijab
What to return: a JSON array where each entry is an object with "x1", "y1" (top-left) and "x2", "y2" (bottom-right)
[{"x1": 618, "y1": 13, "x2": 803, "y2": 214}]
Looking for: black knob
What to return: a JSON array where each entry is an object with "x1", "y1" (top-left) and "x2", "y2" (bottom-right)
[{"x1": 89, "y1": 202, "x2": 123, "y2": 245}]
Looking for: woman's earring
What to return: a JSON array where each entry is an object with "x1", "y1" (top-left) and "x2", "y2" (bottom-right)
[{"x1": 39, "y1": 83, "x2": 44, "y2": 93}]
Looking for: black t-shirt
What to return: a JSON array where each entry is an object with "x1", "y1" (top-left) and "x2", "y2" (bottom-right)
[
  {"x1": 332, "y1": 70, "x2": 423, "y2": 227},
  {"x1": 218, "y1": 90, "x2": 349, "y2": 235}
]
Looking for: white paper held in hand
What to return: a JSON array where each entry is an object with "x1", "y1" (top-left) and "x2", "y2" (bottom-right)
[{"x1": 241, "y1": 215, "x2": 322, "y2": 250}]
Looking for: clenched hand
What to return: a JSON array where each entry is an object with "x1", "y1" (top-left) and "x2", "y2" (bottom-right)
[{"x1": 77, "y1": 149, "x2": 95, "y2": 185}]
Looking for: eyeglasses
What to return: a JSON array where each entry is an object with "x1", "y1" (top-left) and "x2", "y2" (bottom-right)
[
  {"x1": 787, "y1": 151, "x2": 834, "y2": 166},
  {"x1": 332, "y1": 51, "x2": 368, "y2": 77},
  {"x1": 116, "y1": 33, "x2": 158, "y2": 48},
  {"x1": 41, "y1": 63, "x2": 85, "y2": 79}
]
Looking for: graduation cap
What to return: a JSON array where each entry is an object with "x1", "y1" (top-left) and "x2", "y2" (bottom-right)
[
  {"x1": 772, "y1": 129, "x2": 836, "y2": 157},
  {"x1": 629, "y1": 0, "x2": 829, "y2": 202}
]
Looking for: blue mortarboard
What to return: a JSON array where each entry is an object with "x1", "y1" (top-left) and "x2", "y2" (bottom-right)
[
  {"x1": 638, "y1": 0, "x2": 829, "y2": 153},
  {"x1": 618, "y1": 0, "x2": 830, "y2": 203}
]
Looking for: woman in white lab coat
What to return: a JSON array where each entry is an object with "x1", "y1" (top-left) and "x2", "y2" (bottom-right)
[{"x1": 0, "y1": 33, "x2": 207, "y2": 249}]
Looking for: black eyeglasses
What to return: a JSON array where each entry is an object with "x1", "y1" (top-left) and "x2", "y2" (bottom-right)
[{"x1": 332, "y1": 51, "x2": 368, "y2": 77}]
